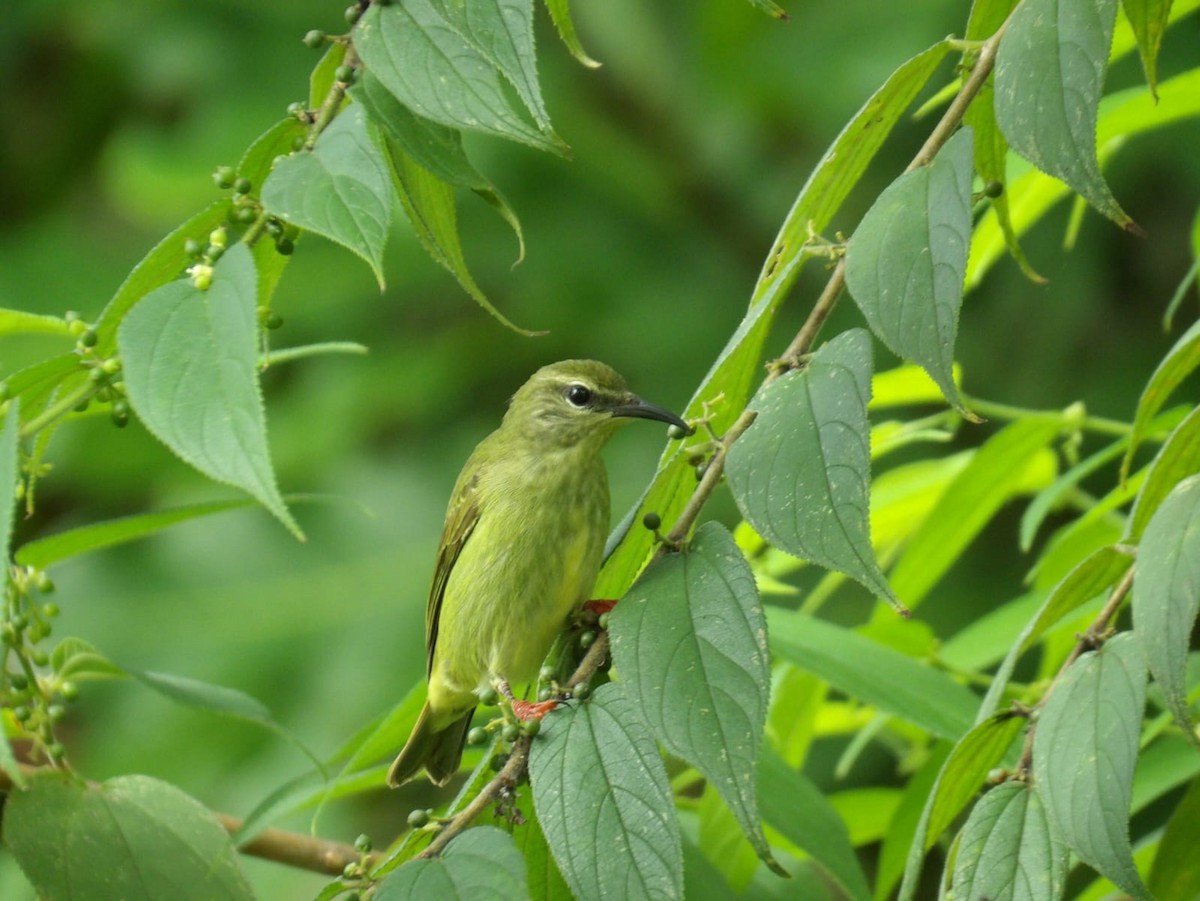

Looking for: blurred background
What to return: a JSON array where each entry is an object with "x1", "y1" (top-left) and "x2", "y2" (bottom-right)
[{"x1": 1, "y1": 0, "x2": 1198, "y2": 896}]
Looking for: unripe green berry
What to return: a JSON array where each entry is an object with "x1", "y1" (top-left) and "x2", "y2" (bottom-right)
[
  {"x1": 467, "y1": 726, "x2": 487, "y2": 745},
  {"x1": 580, "y1": 629, "x2": 597, "y2": 649},
  {"x1": 10, "y1": 673, "x2": 28, "y2": 691},
  {"x1": 407, "y1": 808, "x2": 429, "y2": 829},
  {"x1": 521, "y1": 718, "x2": 541, "y2": 737},
  {"x1": 265, "y1": 312, "x2": 284, "y2": 330},
  {"x1": 213, "y1": 166, "x2": 236, "y2": 189},
  {"x1": 302, "y1": 29, "x2": 326, "y2": 48},
  {"x1": 342, "y1": 862, "x2": 358, "y2": 879},
  {"x1": 489, "y1": 753, "x2": 509, "y2": 772},
  {"x1": 345, "y1": 4, "x2": 363, "y2": 24},
  {"x1": 42, "y1": 599, "x2": 59, "y2": 614},
  {"x1": 501, "y1": 722, "x2": 521, "y2": 742},
  {"x1": 88, "y1": 368, "x2": 107, "y2": 384},
  {"x1": 642, "y1": 511, "x2": 661, "y2": 532},
  {"x1": 538, "y1": 665, "x2": 555, "y2": 682},
  {"x1": 984, "y1": 180, "x2": 1004, "y2": 199},
  {"x1": 537, "y1": 686, "x2": 553, "y2": 701},
  {"x1": 101, "y1": 358, "x2": 122, "y2": 375},
  {"x1": 266, "y1": 218, "x2": 284, "y2": 238},
  {"x1": 32, "y1": 650, "x2": 48, "y2": 666},
  {"x1": 291, "y1": 136, "x2": 305, "y2": 151},
  {"x1": 208, "y1": 227, "x2": 228, "y2": 249},
  {"x1": 193, "y1": 272, "x2": 213, "y2": 291},
  {"x1": 335, "y1": 65, "x2": 356, "y2": 85},
  {"x1": 37, "y1": 621, "x2": 51, "y2": 640},
  {"x1": 184, "y1": 238, "x2": 203, "y2": 258},
  {"x1": 572, "y1": 682, "x2": 592, "y2": 700},
  {"x1": 236, "y1": 206, "x2": 258, "y2": 224},
  {"x1": 667, "y1": 423, "x2": 688, "y2": 440},
  {"x1": 61, "y1": 681, "x2": 79, "y2": 702},
  {"x1": 48, "y1": 704, "x2": 66, "y2": 722},
  {"x1": 47, "y1": 742, "x2": 66, "y2": 761},
  {"x1": 79, "y1": 329, "x2": 98, "y2": 348},
  {"x1": 111, "y1": 409, "x2": 129, "y2": 429},
  {"x1": 479, "y1": 687, "x2": 499, "y2": 706},
  {"x1": 287, "y1": 101, "x2": 306, "y2": 119},
  {"x1": 68, "y1": 318, "x2": 87, "y2": 336},
  {"x1": 354, "y1": 833, "x2": 372, "y2": 854},
  {"x1": 13, "y1": 705, "x2": 31, "y2": 722},
  {"x1": 73, "y1": 399, "x2": 90, "y2": 413},
  {"x1": 695, "y1": 460, "x2": 709, "y2": 481},
  {"x1": 206, "y1": 244, "x2": 226, "y2": 263},
  {"x1": 598, "y1": 612, "x2": 610, "y2": 629},
  {"x1": 11, "y1": 614, "x2": 27, "y2": 632},
  {"x1": 233, "y1": 177, "x2": 252, "y2": 196},
  {"x1": 275, "y1": 237, "x2": 295, "y2": 256}
]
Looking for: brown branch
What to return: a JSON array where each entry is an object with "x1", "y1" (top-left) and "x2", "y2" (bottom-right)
[
  {"x1": 215, "y1": 813, "x2": 376, "y2": 877},
  {"x1": 1014, "y1": 565, "x2": 1136, "y2": 775}
]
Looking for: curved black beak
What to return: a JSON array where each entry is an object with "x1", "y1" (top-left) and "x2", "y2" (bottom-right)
[{"x1": 610, "y1": 395, "x2": 694, "y2": 435}]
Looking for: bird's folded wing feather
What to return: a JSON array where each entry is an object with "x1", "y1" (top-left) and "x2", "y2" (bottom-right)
[{"x1": 425, "y1": 471, "x2": 481, "y2": 678}]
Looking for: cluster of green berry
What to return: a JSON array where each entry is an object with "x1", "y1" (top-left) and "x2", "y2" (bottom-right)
[
  {"x1": 64, "y1": 311, "x2": 129, "y2": 429},
  {"x1": 3, "y1": 567, "x2": 75, "y2": 766}
]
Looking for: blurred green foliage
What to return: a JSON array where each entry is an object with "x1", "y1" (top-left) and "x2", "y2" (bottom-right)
[{"x1": 1, "y1": 0, "x2": 1198, "y2": 896}]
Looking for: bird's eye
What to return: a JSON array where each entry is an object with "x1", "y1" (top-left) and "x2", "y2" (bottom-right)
[{"x1": 565, "y1": 384, "x2": 592, "y2": 408}]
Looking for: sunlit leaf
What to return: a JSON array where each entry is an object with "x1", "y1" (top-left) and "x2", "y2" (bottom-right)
[
  {"x1": 1121, "y1": 0, "x2": 1173, "y2": 97},
  {"x1": 543, "y1": 0, "x2": 601, "y2": 67},
  {"x1": 374, "y1": 827, "x2": 528, "y2": 900},
  {"x1": 1128, "y1": 404, "x2": 1200, "y2": 541},
  {"x1": 1032, "y1": 632, "x2": 1151, "y2": 901},
  {"x1": 1124, "y1": 318, "x2": 1200, "y2": 480}
]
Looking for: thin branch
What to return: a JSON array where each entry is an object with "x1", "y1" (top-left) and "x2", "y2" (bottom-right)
[{"x1": 215, "y1": 813, "x2": 376, "y2": 877}]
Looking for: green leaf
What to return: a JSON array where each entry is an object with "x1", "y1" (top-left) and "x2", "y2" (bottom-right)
[
  {"x1": 962, "y1": 79, "x2": 1046, "y2": 284},
  {"x1": 994, "y1": 0, "x2": 1135, "y2": 230},
  {"x1": 1032, "y1": 632, "x2": 1151, "y2": 901},
  {"x1": 309, "y1": 42, "x2": 348, "y2": 110},
  {"x1": 118, "y1": 243, "x2": 301, "y2": 539},
  {"x1": 0, "y1": 402, "x2": 19, "y2": 567},
  {"x1": 609, "y1": 522, "x2": 778, "y2": 874},
  {"x1": 1021, "y1": 434, "x2": 1128, "y2": 551},
  {"x1": 978, "y1": 545, "x2": 1135, "y2": 720},
  {"x1": 0, "y1": 309, "x2": 72, "y2": 339},
  {"x1": 2, "y1": 354, "x2": 81, "y2": 411},
  {"x1": 950, "y1": 780, "x2": 1068, "y2": 901},
  {"x1": 3, "y1": 772, "x2": 253, "y2": 901},
  {"x1": 1128, "y1": 404, "x2": 1200, "y2": 541},
  {"x1": 890, "y1": 416, "x2": 1062, "y2": 608},
  {"x1": 767, "y1": 609, "x2": 978, "y2": 740},
  {"x1": 896, "y1": 714, "x2": 1026, "y2": 901},
  {"x1": 845, "y1": 127, "x2": 975, "y2": 415},
  {"x1": 1148, "y1": 776, "x2": 1200, "y2": 900},
  {"x1": 126, "y1": 668, "x2": 273, "y2": 723},
  {"x1": 351, "y1": 70, "x2": 525, "y2": 261},
  {"x1": 543, "y1": 0, "x2": 601, "y2": 67},
  {"x1": 596, "y1": 41, "x2": 950, "y2": 602},
  {"x1": 381, "y1": 135, "x2": 543, "y2": 336},
  {"x1": 50, "y1": 636, "x2": 125, "y2": 681},
  {"x1": 875, "y1": 743, "x2": 952, "y2": 901},
  {"x1": 1120, "y1": 0, "x2": 1172, "y2": 97},
  {"x1": 354, "y1": 0, "x2": 564, "y2": 154},
  {"x1": 758, "y1": 750, "x2": 871, "y2": 901},
  {"x1": 1124, "y1": 319, "x2": 1200, "y2": 480},
  {"x1": 498, "y1": 784, "x2": 573, "y2": 901},
  {"x1": 374, "y1": 827, "x2": 528, "y2": 900},
  {"x1": 261, "y1": 106, "x2": 391, "y2": 287},
  {"x1": 766, "y1": 664, "x2": 826, "y2": 768},
  {"x1": 727, "y1": 329, "x2": 901, "y2": 609},
  {"x1": 94, "y1": 202, "x2": 231, "y2": 355},
  {"x1": 529, "y1": 684, "x2": 683, "y2": 901},
  {"x1": 1133, "y1": 475, "x2": 1200, "y2": 747},
  {"x1": 15, "y1": 500, "x2": 255, "y2": 569}
]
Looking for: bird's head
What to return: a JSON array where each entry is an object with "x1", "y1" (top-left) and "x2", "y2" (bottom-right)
[{"x1": 503, "y1": 360, "x2": 691, "y2": 449}]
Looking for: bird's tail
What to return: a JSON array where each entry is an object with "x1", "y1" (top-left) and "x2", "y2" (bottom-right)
[{"x1": 387, "y1": 702, "x2": 474, "y2": 788}]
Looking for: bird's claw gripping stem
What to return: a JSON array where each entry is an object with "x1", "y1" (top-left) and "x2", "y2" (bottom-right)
[{"x1": 497, "y1": 680, "x2": 560, "y2": 721}]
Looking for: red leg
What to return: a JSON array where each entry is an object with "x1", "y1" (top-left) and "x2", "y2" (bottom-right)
[
  {"x1": 582, "y1": 598, "x2": 618, "y2": 616},
  {"x1": 496, "y1": 680, "x2": 560, "y2": 721}
]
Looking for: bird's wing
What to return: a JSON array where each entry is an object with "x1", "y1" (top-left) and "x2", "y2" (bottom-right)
[{"x1": 425, "y1": 470, "x2": 481, "y2": 678}]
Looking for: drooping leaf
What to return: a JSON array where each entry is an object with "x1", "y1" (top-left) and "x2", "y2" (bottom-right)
[
  {"x1": 1124, "y1": 318, "x2": 1200, "y2": 479},
  {"x1": 118, "y1": 244, "x2": 301, "y2": 538},
  {"x1": 978, "y1": 544, "x2": 1135, "y2": 720},
  {"x1": 896, "y1": 714, "x2": 1026, "y2": 901},
  {"x1": 261, "y1": 106, "x2": 391, "y2": 286},
  {"x1": 354, "y1": 0, "x2": 564, "y2": 154},
  {"x1": 543, "y1": 0, "x2": 601, "y2": 67},
  {"x1": 381, "y1": 135, "x2": 542, "y2": 336},
  {"x1": 1128, "y1": 404, "x2": 1200, "y2": 541},
  {"x1": 845, "y1": 127, "x2": 975, "y2": 415},
  {"x1": 529, "y1": 684, "x2": 683, "y2": 901},
  {"x1": 1133, "y1": 474, "x2": 1200, "y2": 747},
  {"x1": 758, "y1": 750, "x2": 871, "y2": 901},
  {"x1": 890, "y1": 416, "x2": 1062, "y2": 607},
  {"x1": 1148, "y1": 775, "x2": 1200, "y2": 900},
  {"x1": 767, "y1": 609, "x2": 978, "y2": 740},
  {"x1": 3, "y1": 773, "x2": 253, "y2": 901},
  {"x1": 351, "y1": 70, "x2": 525, "y2": 261},
  {"x1": 609, "y1": 522, "x2": 777, "y2": 873},
  {"x1": 727, "y1": 329, "x2": 901, "y2": 609},
  {"x1": 994, "y1": 0, "x2": 1135, "y2": 230},
  {"x1": 15, "y1": 500, "x2": 256, "y2": 569},
  {"x1": 94, "y1": 202, "x2": 231, "y2": 355},
  {"x1": 1120, "y1": 0, "x2": 1173, "y2": 97},
  {"x1": 373, "y1": 827, "x2": 528, "y2": 900},
  {"x1": 950, "y1": 780, "x2": 1069, "y2": 901},
  {"x1": 1032, "y1": 632, "x2": 1151, "y2": 901},
  {"x1": 596, "y1": 42, "x2": 951, "y2": 601}
]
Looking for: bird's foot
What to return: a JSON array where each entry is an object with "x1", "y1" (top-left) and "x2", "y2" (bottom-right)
[
  {"x1": 509, "y1": 698, "x2": 560, "y2": 721},
  {"x1": 582, "y1": 598, "x2": 618, "y2": 617}
]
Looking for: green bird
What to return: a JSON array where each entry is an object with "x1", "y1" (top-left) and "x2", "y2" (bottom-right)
[{"x1": 388, "y1": 360, "x2": 690, "y2": 787}]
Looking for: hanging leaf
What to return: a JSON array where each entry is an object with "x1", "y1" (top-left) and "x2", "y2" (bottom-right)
[
  {"x1": 1133, "y1": 474, "x2": 1200, "y2": 748},
  {"x1": 727, "y1": 329, "x2": 902, "y2": 610},
  {"x1": 845, "y1": 127, "x2": 975, "y2": 416},
  {"x1": 118, "y1": 244, "x2": 301, "y2": 538},
  {"x1": 1120, "y1": 0, "x2": 1173, "y2": 98},
  {"x1": 1124, "y1": 318, "x2": 1200, "y2": 480},
  {"x1": 609, "y1": 522, "x2": 778, "y2": 874},
  {"x1": 1032, "y1": 632, "x2": 1151, "y2": 900},
  {"x1": 529, "y1": 684, "x2": 683, "y2": 901},
  {"x1": 994, "y1": 0, "x2": 1137, "y2": 230},
  {"x1": 542, "y1": 0, "x2": 601, "y2": 67},
  {"x1": 261, "y1": 106, "x2": 391, "y2": 287},
  {"x1": 374, "y1": 827, "x2": 528, "y2": 900},
  {"x1": 354, "y1": 0, "x2": 565, "y2": 154},
  {"x1": 950, "y1": 780, "x2": 1068, "y2": 901},
  {"x1": 3, "y1": 773, "x2": 253, "y2": 901}
]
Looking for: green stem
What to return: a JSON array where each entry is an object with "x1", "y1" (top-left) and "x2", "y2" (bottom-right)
[
  {"x1": 18, "y1": 380, "x2": 99, "y2": 439},
  {"x1": 963, "y1": 396, "x2": 1132, "y2": 438}
]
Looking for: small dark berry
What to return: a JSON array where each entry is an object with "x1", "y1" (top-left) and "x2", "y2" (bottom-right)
[
  {"x1": 502, "y1": 722, "x2": 520, "y2": 742},
  {"x1": 407, "y1": 809, "x2": 429, "y2": 829},
  {"x1": 275, "y1": 237, "x2": 295, "y2": 256},
  {"x1": 667, "y1": 423, "x2": 688, "y2": 440},
  {"x1": 13, "y1": 706, "x2": 31, "y2": 722},
  {"x1": 236, "y1": 206, "x2": 258, "y2": 224},
  {"x1": 598, "y1": 613, "x2": 609, "y2": 629},
  {"x1": 213, "y1": 166, "x2": 236, "y2": 189},
  {"x1": 291, "y1": 136, "x2": 305, "y2": 151},
  {"x1": 467, "y1": 726, "x2": 487, "y2": 745},
  {"x1": 184, "y1": 238, "x2": 203, "y2": 258},
  {"x1": 79, "y1": 329, "x2": 98, "y2": 348},
  {"x1": 345, "y1": 5, "x2": 362, "y2": 25},
  {"x1": 580, "y1": 630, "x2": 596, "y2": 649},
  {"x1": 233, "y1": 177, "x2": 252, "y2": 196},
  {"x1": 10, "y1": 673, "x2": 28, "y2": 691},
  {"x1": 335, "y1": 65, "x2": 356, "y2": 85},
  {"x1": 572, "y1": 682, "x2": 592, "y2": 701},
  {"x1": 489, "y1": 753, "x2": 509, "y2": 772},
  {"x1": 984, "y1": 180, "x2": 1004, "y2": 199},
  {"x1": 265, "y1": 312, "x2": 284, "y2": 330},
  {"x1": 479, "y1": 687, "x2": 499, "y2": 706},
  {"x1": 47, "y1": 742, "x2": 66, "y2": 761},
  {"x1": 642, "y1": 511, "x2": 661, "y2": 531},
  {"x1": 205, "y1": 244, "x2": 225, "y2": 262},
  {"x1": 266, "y1": 218, "x2": 284, "y2": 238},
  {"x1": 521, "y1": 718, "x2": 541, "y2": 737}
]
